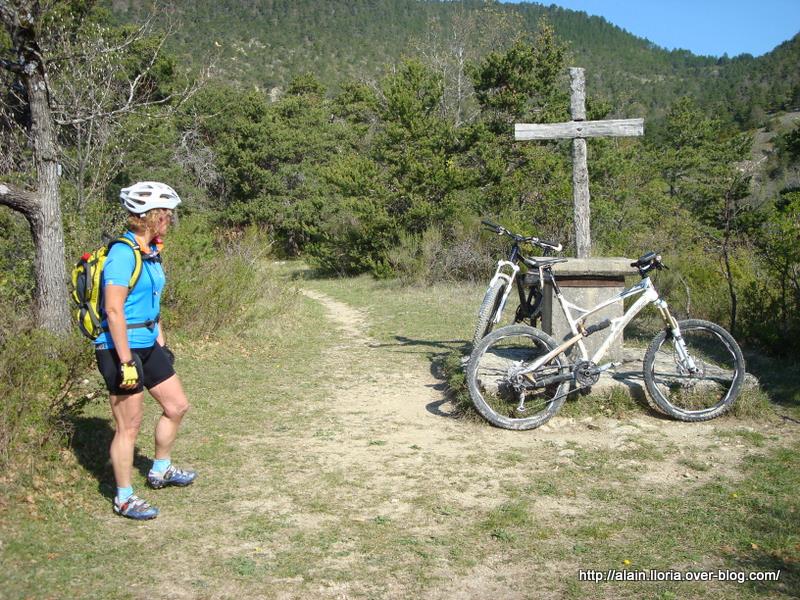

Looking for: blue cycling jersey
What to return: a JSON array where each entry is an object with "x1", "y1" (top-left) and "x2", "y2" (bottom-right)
[{"x1": 94, "y1": 231, "x2": 165, "y2": 349}]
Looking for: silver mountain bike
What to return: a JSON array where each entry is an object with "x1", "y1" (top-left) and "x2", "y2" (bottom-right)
[{"x1": 467, "y1": 251, "x2": 746, "y2": 430}]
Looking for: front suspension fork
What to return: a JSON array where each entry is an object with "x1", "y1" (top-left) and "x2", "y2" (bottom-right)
[{"x1": 654, "y1": 299, "x2": 698, "y2": 372}]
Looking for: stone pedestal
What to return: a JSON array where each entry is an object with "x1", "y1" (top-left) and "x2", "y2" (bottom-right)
[{"x1": 540, "y1": 257, "x2": 632, "y2": 362}]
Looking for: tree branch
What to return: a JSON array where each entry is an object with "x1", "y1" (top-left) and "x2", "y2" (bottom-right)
[
  {"x1": 45, "y1": 19, "x2": 152, "y2": 65},
  {"x1": 0, "y1": 181, "x2": 39, "y2": 217},
  {"x1": 0, "y1": 4, "x2": 17, "y2": 30}
]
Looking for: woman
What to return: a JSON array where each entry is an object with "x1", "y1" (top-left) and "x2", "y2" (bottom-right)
[{"x1": 95, "y1": 181, "x2": 196, "y2": 520}]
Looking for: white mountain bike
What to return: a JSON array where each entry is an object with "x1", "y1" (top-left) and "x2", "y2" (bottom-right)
[{"x1": 467, "y1": 251, "x2": 746, "y2": 430}]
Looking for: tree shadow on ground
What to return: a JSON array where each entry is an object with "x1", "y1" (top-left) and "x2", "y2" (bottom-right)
[
  {"x1": 744, "y1": 351, "x2": 800, "y2": 409},
  {"x1": 68, "y1": 416, "x2": 152, "y2": 500},
  {"x1": 370, "y1": 335, "x2": 470, "y2": 355}
]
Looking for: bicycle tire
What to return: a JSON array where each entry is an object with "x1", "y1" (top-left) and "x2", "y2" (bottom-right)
[
  {"x1": 643, "y1": 319, "x2": 745, "y2": 422},
  {"x1": 472, "y1": 280, "x2": 508, "y2": 347},
  {"x1": 467, "y1": 324, "x2": 570, "y2": 430}
]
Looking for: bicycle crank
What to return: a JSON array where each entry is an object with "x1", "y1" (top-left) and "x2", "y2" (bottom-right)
[{"x1": 573, "y1": 360, "x2": 601, "y2": 387}]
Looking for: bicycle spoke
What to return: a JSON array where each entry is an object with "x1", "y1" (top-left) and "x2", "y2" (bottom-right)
[
  {"x1": 468, "y1": 326, "x2": 569, "y2": 429},
  {"x1": 644, "y1": 320, "x2": 745, "y2": 420}
]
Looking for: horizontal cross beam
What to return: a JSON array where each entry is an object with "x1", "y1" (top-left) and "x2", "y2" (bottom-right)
[{"x1": 515, "y1": 118, "x2": 644, "y2": 141}]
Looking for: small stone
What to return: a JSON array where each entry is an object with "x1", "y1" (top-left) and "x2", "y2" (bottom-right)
[{"x1": 558, "y1": 449, "x2": 576, "y2": 458}]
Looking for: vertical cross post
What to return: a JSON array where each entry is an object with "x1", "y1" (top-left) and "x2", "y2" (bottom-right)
[
  {"x1": 569, "y1": 68, "x2": 591, "y2": 258},
  {"x1": 514, "y1": 67, "x2": 644, "y2": 258}
]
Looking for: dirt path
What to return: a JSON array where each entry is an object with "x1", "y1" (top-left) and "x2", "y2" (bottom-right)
[
  {"x1": 300, "y1": 287, "x2": 771, "y2": 483},
  {"x1": 294, "y1": 287, "x2": 793, "y2": 597},
  {"x1": 299, "y1": 288, "x2": 459, "y2": 451}
]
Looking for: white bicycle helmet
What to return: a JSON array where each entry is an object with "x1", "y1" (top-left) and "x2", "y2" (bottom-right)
[{"x1": 120, "y1": 181, "x2": 182, "y2": 214}]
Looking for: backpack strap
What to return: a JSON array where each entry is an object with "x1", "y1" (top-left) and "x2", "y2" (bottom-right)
[
  {"x1": 108, "y1": 236, "x2": 143, "y2": 290},
  {"x1": 100, "y1": 314, "x2": 161, "y2": 335},
  {"x1": 100, "y1": 236, "x2": 159, "y2": 334}
]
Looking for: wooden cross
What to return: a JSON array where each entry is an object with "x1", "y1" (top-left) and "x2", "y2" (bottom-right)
[{"x1": 514, "y1": 68, "x2": 644, "y2": 258}]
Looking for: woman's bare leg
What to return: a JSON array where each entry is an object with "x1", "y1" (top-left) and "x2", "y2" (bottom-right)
[
  {"x1": 148, "y1": 374, "x2": 190, "y2": 460},
  {"x1": 109, "y1": 392, "x2": 145, "y2": 488}
]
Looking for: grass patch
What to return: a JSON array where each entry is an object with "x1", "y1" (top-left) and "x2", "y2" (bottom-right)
[
  {"x1": 716, "y1": 428, "x2": 768, "y2": 447},
  {"x1": 480, "y1": 500, "x2": 532, "y2": 543},
  {"x1": 619, "y1": 438, "x2": 668, "y2": 462},
  {"x1": 729, "y1": 384, "x2": 776, "y2": 420},
  {"x1": 561, "y1": 386, "x2": 646, "y2": 418},
  {"x1": 678, "y1": 457, "x2": 713, "y2": 472}
]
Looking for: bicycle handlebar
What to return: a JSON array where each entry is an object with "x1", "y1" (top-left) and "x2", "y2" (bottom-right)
[
  {"x1": 631, "y1": 252, "x2": 668, "y2": 272},
  {"x1": 481, "y1": 220, "x2": 563, "y2": 252}
]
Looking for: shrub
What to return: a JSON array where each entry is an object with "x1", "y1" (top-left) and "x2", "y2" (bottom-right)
[
  {"x1": 0, "y1": 328, "x2": 94, "y2": 471},
  {"x1": 436, "y1": 349, "x2": 474, "y2": 418},
  {"x1": 386, "y1": 223, "x2": 494, "y2": 284},
  {"x1": 161, "y1": 216, "x2": 278, "y2": 337}
]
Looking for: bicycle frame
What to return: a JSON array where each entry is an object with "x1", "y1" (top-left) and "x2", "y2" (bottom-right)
[{"x1": 520, "y1": 273, "x2": 694, "y2": 377}]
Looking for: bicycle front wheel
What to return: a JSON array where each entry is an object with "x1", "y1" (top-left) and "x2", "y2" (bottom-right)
[
  {"x1": 472, "y1": 280, "x2": 508, "y2": 347},
  {"x1": 643, "y1": 319, "x2": 745, "y2": 422},
  {"x1": 467, "y1": 325, "x2": 570, "y2": 430}
]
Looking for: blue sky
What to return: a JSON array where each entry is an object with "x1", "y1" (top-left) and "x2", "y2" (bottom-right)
[{"x1": 500, "y1": 0, "x2": 800, "y2": 57}]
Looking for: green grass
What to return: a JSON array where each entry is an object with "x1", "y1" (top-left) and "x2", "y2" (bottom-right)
[{"x1": 1, "y1": 260, "x2": 798, "y2": 599}]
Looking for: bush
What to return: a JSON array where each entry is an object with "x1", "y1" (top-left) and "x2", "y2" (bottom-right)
[
  {"x1": 386, "y1": 222, "x2": 495, "y2": 284},
  {"x1": 0, "y1": 329, "x2": 94, "y2": 471},
  {"x1": 161, "y1": 216, "x2": 278, "y2": 337},
  {"x1": 436, "y1": 349, "x2": 475, "y2": 418},
  {"x1": 0, "y1": 210, "x2": 35, "y2": 341}
]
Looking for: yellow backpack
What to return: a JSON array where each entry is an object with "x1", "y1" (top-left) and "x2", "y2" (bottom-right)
[{"x1": 70, "y1": 237, "x2": 143, "y2": 340}]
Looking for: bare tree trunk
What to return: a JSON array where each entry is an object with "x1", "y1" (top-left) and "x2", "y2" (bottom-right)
[
  {"x1": 722, "y1": 237, "x2": 737, "y2": 336},
  {"x1": 28, "y1": 68, "x2": 70, "y2": 333},
  {"x1": 0, "y1": 4, "x2": 71, "y2": 334}
]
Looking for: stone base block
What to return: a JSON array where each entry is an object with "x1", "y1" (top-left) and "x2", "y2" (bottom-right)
[{"x1": 540, "y1": 257, "x2": 633, "y2": 363}]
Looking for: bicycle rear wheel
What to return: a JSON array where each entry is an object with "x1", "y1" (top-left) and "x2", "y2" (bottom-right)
[
  {"x1": 643, "y1": 319, "x2": 745, "y2": 422},
  {"x1": 472, "y1": 280, "x2": 507, "y2": 347},
  {"x1": 467, "y1": 325, "x2": 570, "y2": 430}
]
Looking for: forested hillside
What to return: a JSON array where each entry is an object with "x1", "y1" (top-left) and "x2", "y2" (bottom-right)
[{"x1": 110, "y1": 0, "x2": 800, "y2": 128}]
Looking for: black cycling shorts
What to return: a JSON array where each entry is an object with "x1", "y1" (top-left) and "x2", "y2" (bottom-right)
[{"x1": 95, "y1": 344, "x2": 175, "y2": 395}]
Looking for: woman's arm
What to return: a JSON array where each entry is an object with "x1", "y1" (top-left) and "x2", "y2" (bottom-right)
[{"x1": 104, "y1": 284, "x2": 133, "y2": 363}]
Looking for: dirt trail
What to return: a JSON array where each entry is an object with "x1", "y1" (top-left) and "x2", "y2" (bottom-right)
[
  {"x1": 299, "y1": 288, "x2": 458, "y2": 449},
  {"x1": 298, "y1": 287, "x2": 777, "y2": 501}
]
